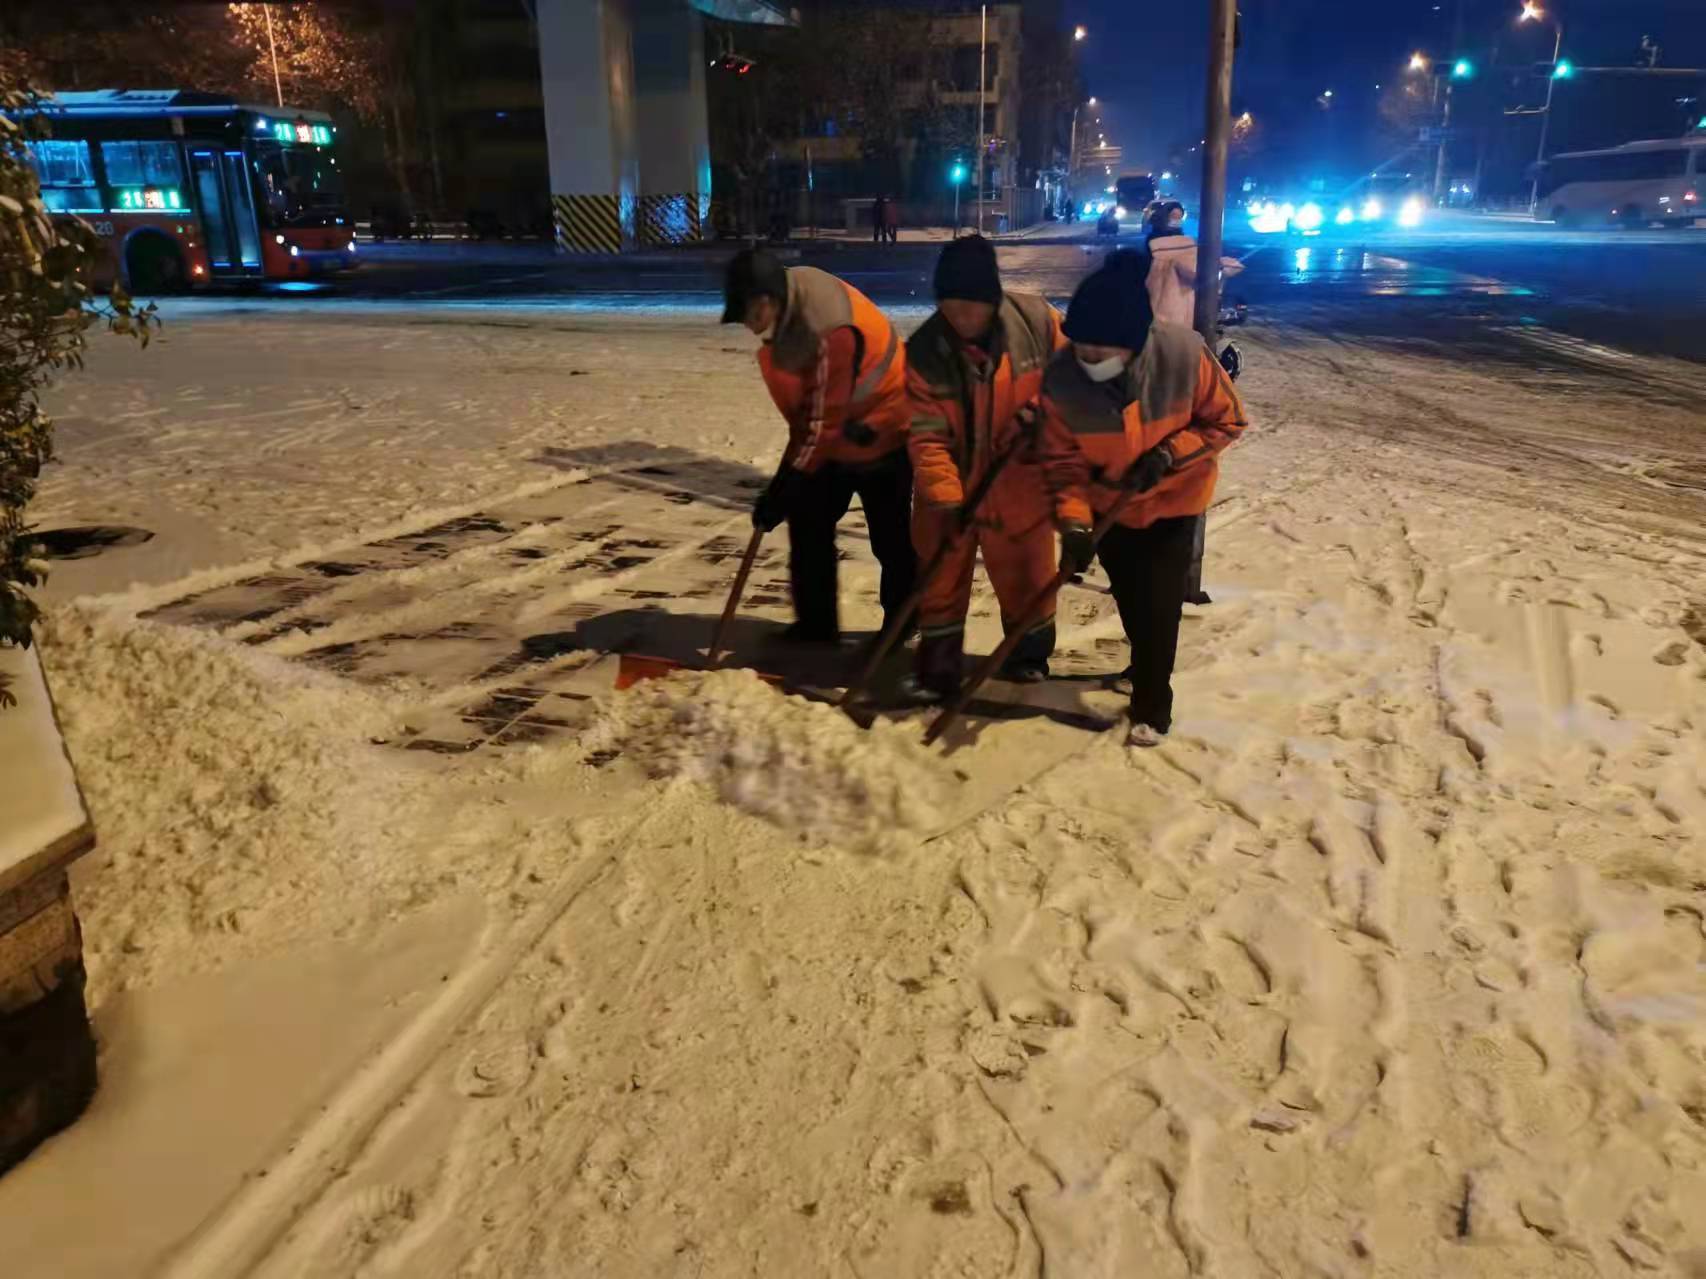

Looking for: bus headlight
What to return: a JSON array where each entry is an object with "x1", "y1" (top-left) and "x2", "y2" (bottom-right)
[
  {"x1": 275, "y1": 234, "x2": 286, "y2": 245},
  {"x1": 1335, "y1": 205, "x2": 1355, "y2": 225},
  {"x1": 289, "y1": 244, "x2": 300, "y2": 257},
  {"x1": 1294, "y1": 202, "x2": 1324, "y2": 231},
  {"x1": 1361, "y1": 197, "x2": 1382, "y2": 220},
  {"x1": 1398, "y1": 196, "x2": 1425, "y2": 228},
  {"x1": 1114, "y1": 205, "x2": 1126, "y2": 218}
]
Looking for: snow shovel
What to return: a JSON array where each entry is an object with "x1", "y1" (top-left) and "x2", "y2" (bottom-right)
[
  {"x1": 837, "y1": 424, "x2": 1036, "y2": 714},
  {"x1": 614, "y1": 527, "x2": 766, "y2": 688},
  {"x1": 923, "y1": 490, "x2": 1137, "y2": 746}
]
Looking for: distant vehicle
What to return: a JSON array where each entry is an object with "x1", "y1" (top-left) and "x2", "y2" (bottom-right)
[
  {"x1": 10, "y1": 89, "x2": 357, "y2": 292},
  {"x1": 1096, "y1": 205, "x2": 1122, "y2": 236},
  {"x1": 1536, "y1": 138, "x2": 1704, "y2": 228},
  {"x1": 1245, "y1": 171, "x2": 1429, "y2": 235},
  {"x1": 1115, "y1": 172, "x2": 1158, "y2": 216}
]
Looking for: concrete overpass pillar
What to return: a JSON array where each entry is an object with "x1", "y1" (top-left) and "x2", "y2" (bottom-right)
[
  {"x1": 538, "y1": 0, "x2": 638, "y2": 252},
  {"x1": 537, "y1": 0, "x2": 785, "y2": 252},
  {"x1": 631, "y1": 0, "x2": 711, "y2": 246}
]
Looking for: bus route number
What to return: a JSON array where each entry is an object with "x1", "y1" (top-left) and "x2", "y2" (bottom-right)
[{"x1": 91, "y1": 221, "x2": 116, "y2": 237}]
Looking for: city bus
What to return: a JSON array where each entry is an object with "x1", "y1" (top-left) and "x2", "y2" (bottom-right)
[
  {"x1": 12, "y1": 89, "x2": 357, "y2": 290},
  {"x1": 1535, "y1": 137, "x2": 1703, "y2": 228}
]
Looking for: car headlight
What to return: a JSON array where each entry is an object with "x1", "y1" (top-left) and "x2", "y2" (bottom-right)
[
  {"x1": 1398, "y1": 196, "x2": 1425, "y2": 228},
  {"x1": 1335, "y1": 205, "x2": 1355, "y2": 225},
  {"x1": 1294, "y1": 202, "x2": 1324, "y2": 231},
  {"x1": 1361, "y1": 197, "x2": 1382, "y2": 220},
  {"x1": 1114, "y1": 205, "x2": 1126, "y2": 218}
]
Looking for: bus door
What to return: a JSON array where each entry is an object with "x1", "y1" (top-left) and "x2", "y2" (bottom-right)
[
  {"x1": 223, "y1": 150, "x2": 262, "y2": 270},
  {"x1": 188, "y1": 148, "x2": 263, "y2": 276}
]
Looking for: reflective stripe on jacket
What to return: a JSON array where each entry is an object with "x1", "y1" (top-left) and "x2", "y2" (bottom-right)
[
  {"x1": 904, "y1": 291, "x2": 1065, "y2": 511},
  {"x1": 1039, "y1": 321, "x2": 1248, "y2": 530},
  {"x1": 758, "y1": 266, "x2": 908, "y2": 473}
]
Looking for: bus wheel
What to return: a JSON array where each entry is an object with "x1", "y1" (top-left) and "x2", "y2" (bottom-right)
[
  {"x1": 124, "y1": 234, "x2": 187, "y2": 294},
  {"x1": 1618, "y1": 204, "x2": 1646, "y2": 229}
]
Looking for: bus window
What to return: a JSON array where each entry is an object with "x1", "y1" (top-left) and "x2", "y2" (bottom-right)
[
  {"x1": 251, "y1": 141, "x2": 347, "y2": 228},
  {"x1": 100, "y1": 140, "x2": 186, "y2": 211},
  {"x1": 25, "y1": 139, "x2": 101, "y2": 212}
]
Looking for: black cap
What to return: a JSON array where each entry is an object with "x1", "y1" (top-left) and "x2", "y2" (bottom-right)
[
  {"x1": 933, "y1": 234, "x2": 1003, "y2": 305},
  {"x1": 1062, "y1": 251, "x2": 1154, "y2": 350},
  {"x1": 721, "y1": 247, "x2": 788, "y2": 324}
]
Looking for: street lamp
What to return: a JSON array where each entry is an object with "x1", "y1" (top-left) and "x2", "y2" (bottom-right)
[
  {"x1": 1409, "y1": 52, "x2": 1429, "y2": 72},
  {"x1": 1074, "y1": 25, "x2": 1087, "y2": 41},
  {"x1": 1520, "y1": 3, "x2": 1566, "y2": 210}
]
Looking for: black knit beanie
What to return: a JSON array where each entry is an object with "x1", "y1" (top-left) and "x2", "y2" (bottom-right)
[
  {"x1": 933, "y1": 234, "x2": 1003, "y2": 305},
  {"x1": 1062, "y1": 251, "x2": 1154, "y2": 350}
]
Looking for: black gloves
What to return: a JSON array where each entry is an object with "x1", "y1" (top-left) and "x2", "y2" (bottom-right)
[
  {"x1": 1059, "y1": 524, "x2": 1095, "y2": 575},
  {"x1": 752, "y1": 473, "x2": 795, "y2": 532},
  {"x1": 1124, "y1": 443, "x2": 1175, "y2": 493}
]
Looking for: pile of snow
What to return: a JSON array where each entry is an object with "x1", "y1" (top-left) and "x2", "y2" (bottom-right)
[
  {"x1": 39, "y1": 605, "x2": 441, "y2": 1001},
  {"x1": 587, "y1": 669, "x2": 948, "y2": 848}
]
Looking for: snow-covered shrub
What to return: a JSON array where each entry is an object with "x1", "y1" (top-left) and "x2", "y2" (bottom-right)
[{"x1": 0, "y1": 73, "x2": 153, "y2": 699}]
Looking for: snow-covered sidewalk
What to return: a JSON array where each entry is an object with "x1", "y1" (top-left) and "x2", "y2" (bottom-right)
[{"x1": 4, "y1": 304, "x2": 1706, "y2": 1277}]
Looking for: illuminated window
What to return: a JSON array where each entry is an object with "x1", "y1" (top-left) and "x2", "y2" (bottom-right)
[
  {"x1": 24, "y1": 140, "x2": 101, "y2": 211},
  {"x1": 100, "y1": 140, "x2": 183, "y2": 188}
]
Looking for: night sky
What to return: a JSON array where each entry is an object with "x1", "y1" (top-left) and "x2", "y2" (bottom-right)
[{"x1": 1072, "y1": 0, "x2": 1706, "y2": 170}]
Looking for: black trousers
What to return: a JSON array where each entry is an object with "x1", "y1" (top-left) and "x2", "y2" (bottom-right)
[
  {"x1": 787, "y1": 449, "x2": 918, "y2": 638},
  {"x1": 1097, "y1": 515, "x2": 1197, "y2": 731}
]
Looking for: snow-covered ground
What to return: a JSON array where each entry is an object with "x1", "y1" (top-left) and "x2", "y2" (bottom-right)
[{"x1": 4, "y1": 301, "x2": 1706, "y2": 1278}]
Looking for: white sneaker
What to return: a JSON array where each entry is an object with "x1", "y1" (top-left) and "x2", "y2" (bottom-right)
[
  {"x1": 1109, "y1": 671, "x2": 1134, "y2": 697},
  {"x1": 1125, "y1": 722, "x2": 1165, "y2": 749}
]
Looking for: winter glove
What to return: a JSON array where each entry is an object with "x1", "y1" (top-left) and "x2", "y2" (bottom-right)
[
  {"x1": 1059, "y1": 524, "x2": 1095, "y2": 576},
  {"x1": 752, "y1": 473, "x2": 796, "y2": 532},
  {"x1": 1123, "y1": 443, "x2": 1175, "y2": 494}
]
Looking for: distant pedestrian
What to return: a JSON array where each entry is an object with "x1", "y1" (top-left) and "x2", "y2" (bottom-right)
[
  {"x1": 883, "y1": 195, "x2": 901, "y2": 244},
  {"x1": 872, "y1": 194, "x2": 888, "y2": 244}
]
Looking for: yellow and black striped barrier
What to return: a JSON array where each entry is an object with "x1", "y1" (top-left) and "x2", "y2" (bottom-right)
[
  {"x1": 552, "y1": 194, "x2": 628, "y2": 254},
  {"x1": 636, "y1": 193, "x2": 713, "y2": 246}
]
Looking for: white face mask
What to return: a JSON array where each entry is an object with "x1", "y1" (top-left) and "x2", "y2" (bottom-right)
[{"x1": 1077, "y1": 354, "x2": 1127, "y2": 383}]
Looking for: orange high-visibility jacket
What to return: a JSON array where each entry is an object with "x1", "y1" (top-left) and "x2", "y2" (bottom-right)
[
  {"x1": 905, "y1": 291, "x2": 1067, "y2": 512},
  {"x1": 1039, "y1": 321, "x2": 1248, "y2": 530},
  {"x1": 758, "y1": 266, "x2": 908, "y2": 474}
]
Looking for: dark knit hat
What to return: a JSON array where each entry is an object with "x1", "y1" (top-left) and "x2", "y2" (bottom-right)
[
  {"x1": 933, "y1": 234, "x2": 1003, "y2": 305},
  {"x1": 721, "y1": 247, "x2": 788, "y2": 324},
  {"x1": 1062, "y1": 251, "x2": 1154, "y2": 350}
]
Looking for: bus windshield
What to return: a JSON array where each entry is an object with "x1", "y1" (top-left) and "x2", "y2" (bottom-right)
[{"x1": 252, "y1": 140, "x2": 347, "y2": 228}]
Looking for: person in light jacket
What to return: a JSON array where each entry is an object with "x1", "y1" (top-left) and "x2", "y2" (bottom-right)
[
  {"x1": 1144, "y1": 201, "x2": 1244, "y2": 329},
  {"x1": 1144, "y1": 202, "x2": 1242, "y2": 604}
]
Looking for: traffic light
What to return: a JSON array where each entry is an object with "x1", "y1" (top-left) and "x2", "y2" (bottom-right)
[
  {"x1": 1452, "y1": 59, "x2": 1474, "y2": 79},
  {"x1": 1552, "y1": 59, "x2": 1574, "y2": 78},
  {"x1": 949, "y1": 163, "x2": 968, "y2": 183}
]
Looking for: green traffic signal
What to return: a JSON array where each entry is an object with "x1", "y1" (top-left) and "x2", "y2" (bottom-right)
[
  {"x1": 1452, "y1": 59, "x2": 1474, "y2": 79},
  {"x1": 949, "y1": 163, "x2": 967, "y2": 182},
  {"x1": 1553, "y1": 59, "x2": 1574, "y2": 78}
]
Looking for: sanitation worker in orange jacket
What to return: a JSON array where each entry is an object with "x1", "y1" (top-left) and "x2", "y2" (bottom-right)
[
  {"x1": 722, "y1": 249, "x2": 916, "y2": 642},
  {"x1": 903, "y1": 235, "x2": 1069, "y2": 701},
  {"x1": 1040, "y1": 250, "x2": 1248, "y2": 748}
]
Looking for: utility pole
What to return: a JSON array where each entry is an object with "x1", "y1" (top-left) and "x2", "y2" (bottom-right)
[
  {"x1": 1193, "y1": 0, "x2": 1236, "y2": 339},
  {"x1": 263, "y1": 4, "x2": 284, "y2": 108},
  {"x1": 1432, "y1": 79, "x2": 1454, "y2": 202},
  {"x1": 976, "y1": 4, "x2": 987, "y2": 236}
]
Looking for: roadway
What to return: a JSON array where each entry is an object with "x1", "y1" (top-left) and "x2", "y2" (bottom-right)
[{"x1": 183, "y1": 212, "x2": 1706, "y2": 365}]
